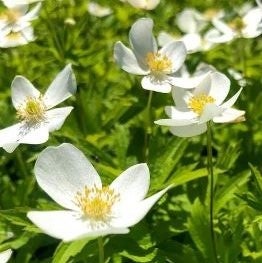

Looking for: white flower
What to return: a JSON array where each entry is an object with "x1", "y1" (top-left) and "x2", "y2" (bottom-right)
[
  {"x1": 87, "y1": 2, "x2": 112, "y2": 17},
  {"x1": 158, "y1": 8, "x2": 223, "y2": 53},
  {"x1": 206, "y1": 6, "x2": 262, "y2": 43},
  {"x1": 124, "y1": 0, "x2": 160, "y2": 10},
  {"x1": 0, "y1": 25, "x2": 35, "y2": 47},
  {"x1": 2, "y1": 0, "x2": 43, "y2": 8},
  {"x1": 114, "y1": 18, "x2": 187, "y2": 93},
  {"x1": 158, "y1": 31, "x2": 215, "y2": 54},
  {"x1": 0, "y1": 2, "x2": 41, "y2": 33},
  {"x1": 0, "y1": 249, "x2": 12, "y2": 263},
  {"x1": 27, "y1": 143, "x2": 171, "y2": 242},
  {"x1": 155, "y1": 71, "x2": 245, "y2": 137},
  {"x1": 0, "y1": 65, "x2": 76, "y2": 153}
]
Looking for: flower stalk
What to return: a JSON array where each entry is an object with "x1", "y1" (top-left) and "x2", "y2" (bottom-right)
[
  {"x1": 98, "y1": 237, "x2": 104, "y2": 263},
  {"x1": 143, "y1": 90, "x2": 153, "y2": 162},
  {"x1": 206, "y1": 121, "x2": 219, "y2": 263}
]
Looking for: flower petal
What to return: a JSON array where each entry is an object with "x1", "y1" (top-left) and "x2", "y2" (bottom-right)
[
  {"x1": 141, "y1": 75, "x2": 172, "y2": 93},
  {"x1": 160, "y1": 41, "x2": 187, "y2": 72},
  {"x1": 0, "y1": 249, "x2": 12, "y2": 263},
  {"x1": 18, "y1": 124, "x2": 49, "y2": 144},
  {"x1": 34, "y1": 143, "x2": 102, "y2": 210},
  {"x1": 205, "y1": 28, "x2": 234, "y2": 43},
  {"x1": 20, "y1": 3, "x2": 42, "y2": 23},
  {"x1": 213, "y1": 108, "x2": 245, "y2": 123},
  {"x1": 27, "y1": 210, "x2": 129, "y2": 242},
  {"x1": 46, "y1": 107, "x2": 73, "y2": 132},
  {"x1": 169, "y1": 71, "x2": 210, "y2": 89},
  {"x1": 129, "y1": 18, "x2": 157, "y2": 68},
  {"x1": 193, "y1": 73, "x2": 212, "y2": 96},
  {"x1": 11, "y1": 76, "x2": 40, "y2": 110},
  {"x1": 220, "y1": 88, "x2": 243, "y2": 109},
  {"x1": 43, "y1": 64, "x2": 77, "y2": 109},
  {"x1": 110, "y1": 163, "x2": 150, "y2": 206},
  {"x1": 199, "y1": 103, "x2": 224, "y2": 123},
  {"x1": 114, "y1": 42, "x2": 148, "y2": 75},
  {"x1": 208, "y1": 72, "x2": 230, "y2": 105},
  {"x1": 169, "y1": 123, "x2": 207, "y2": 137},
  {"x1": 111, "y1": 185, "x2": 171, "y2": 228}
]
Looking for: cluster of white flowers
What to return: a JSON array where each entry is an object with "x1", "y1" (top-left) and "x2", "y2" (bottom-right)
[
  {"x1": 0, "y1": 0, "x2": 42, "y2": 47},
  {"x1": 114, "y1": 17, "x2": 246, "y2": 137}
]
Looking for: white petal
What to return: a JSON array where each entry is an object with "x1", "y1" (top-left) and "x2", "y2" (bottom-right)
[
  {"x1": 129, "y1": 18, "x2": 157, "y2": 68},
  {"x1": 169, "y1": 123, "x2": 207, "y2": 137},
  {"x1": 181, "y1": 33, "x2": 202, "y2": 53},
  {"x1": 11, "y1": 76, "x2": 40, "y2": 110},
  {"x1": 46, "y1": 106, "x2": 73, "y2": 132},
  {"x1": 87, "y1": 2, "x2": 112, "y2": 17},
  {"x1": 208, "y1": 72, "x2": 230, "y2": 105},
  {"x1": 193, "y1": 73, "x2": 212, "y2": 96},
  {"x1": 164, "y1": 106, "x2": 197, "y2": 123},
  {"x1": 27, "y1": 210, "x2": 129, "y2": 242},
  {"x1": 43, "y1": 64, "x2": 77, "y2": 109},
  {"x1": 212, "y1": 18, "x2": 234, "y2": 35},
  {"x1": 34, "y1": 143, "x2": 102, "y2": 210},
  {"x1": 141, "y1": 75, "x2": 172, "y2": 93},
  {"x1": 220, "y1": 88, "x2": 243, "y2": 108},
  {"x1": 176, "y1": 8, "x2": 204, "y2": 33},
  {"x1": 169, "y1": 71, "x2": 210, "y2": 89},
  {"x1": 243, "y1": 7, "x2": 262, "y2": 32},
  {"x1": 172, "y1": 86, "x2": 191, "y2": 108},
  {"x1": 157, "y1": 31, "x2": 176, "y2": 47},
  {"x1": 0, "y1": 249, "x2": 12, "y2": 263},
  {"x1": 110, "y1": 164, "x2": 150, "y2": 206},
  {"x1": 213, "y1": 108, "x2": 245, "y2": 123},
  {"x1": 160, "y1": 41, "x2": 187, "y2": 72},
  {"x1": 2, "y1": 143, "x2": 20, "y2": 153},
  {"x1": 113, "y1": 42, "x2": 148, "y2": 75},
  {"x1": 111, "y1": 185, "x2": 171, "y2": 228},
  {"x1": 205, "y1": 28, "x2": 234, "y2": 43},
  {"x1": 18, "y1": 124, "x2": 49, "y2": 144},
  {"x1": 127, "y1": 0, "x2": 160, "y2": 10},
  {"x1": 199, "y1": 104, "x2": 224, "y2": 123},
  {"x1": 20, "y1": 3, "x2": 41, "y2": 22},
  {"x1": 0, "y1": 123, "x2": 22, "y2": 148}
]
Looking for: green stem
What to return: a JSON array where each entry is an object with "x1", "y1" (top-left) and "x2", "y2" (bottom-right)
[
  {"x1": 98, "y1": 237, "x2": 104, "y2": 263},
  {"x1": 206, "y1": 122, "x2": 219, "y2": 263},
  {"x1": 143, "y1": 90, "x2": 153, "y2": 162},
  {"x1": 15, "y1": 149, "x2": 28, "y2": 178}
]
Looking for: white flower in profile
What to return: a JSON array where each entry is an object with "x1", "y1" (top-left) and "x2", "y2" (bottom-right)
[
  {"x1": 87, "y1": 2, "x2": 112, "y2": 17},
  {"x1": 0, "y1": 65, "x2": 76, "y2": 153},
  {"x1": 0, "y1": 25, "x2": 35, "y2": 47},
  {"x1": 27, "y1": 143, "x2": 171, "y2": 242},
  {"x1": 114, "y1": 18, "x2": 187, "y2": 93},
  {"x1": 0, "y1": 249, "x2": 12, "y2": 263},
  {"x1": 206, "y1": 6, "x2": 262, "y2": 43},
  {"x1": 0, "y1": 2, "x2": 41, "y2": 33},
  {"x1": 124, "y1": 0, "x2": 160, "y2": 10},
  {"x1": 155, "y1": 71, "x2": 245, "y2": 137}
]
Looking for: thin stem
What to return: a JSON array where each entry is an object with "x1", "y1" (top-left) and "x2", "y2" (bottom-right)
[
  {"x1": 98, "y1": 237, "x2": 104, "y2": 263},
  {"x1": 15, "y1": 149, "x2": 28, "y2": 178},
  {"x1": 206, "y1": 122, "x2": 219, "y2": 263},
  {"x1": 143, "y1": 90, "x2": 153, "y2": 162}
]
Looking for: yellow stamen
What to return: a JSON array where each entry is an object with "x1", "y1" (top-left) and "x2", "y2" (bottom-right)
[
  {"x1": 75, "y1": 186, "x2": 120, "y2": 222},
  {"x1": 229, "y1": 17, "x2": 245, "y2": 31},
  {"x1": 188, "y1": 94, "x2": 215, "y2": 115},
  {"x1": 17, "y1": 96, "x2": 46, "y2": 125},
  {"x1": 6, "y1": 31, "x2": 22, "y2": 40},
  {"x1": 146, "y1": 52, "x2": 172, "y2": 75},
  {"x1": 203, "y1": 8, "x2": 219, "y2": 21}
]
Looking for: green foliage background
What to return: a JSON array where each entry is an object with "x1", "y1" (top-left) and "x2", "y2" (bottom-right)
[{"x1": 0, "y1": 0, "x2": 262, "y2": 262}]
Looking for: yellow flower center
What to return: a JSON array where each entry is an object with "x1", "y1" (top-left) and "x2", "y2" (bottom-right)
[
  {"x1": 0, "y1": 9, "x2": 21, "y2": 24},
  {"x1": 75, "y1": 186, "x2": 120, "y2": 223},
  {"x1": 188, "y1": 94, "x2": 215, "y2": 115},
  {"x1": 229, "y1": 17, "x2": 245, "y2": 32},
  {"x1": 6, "y1": 31, "x2": 22, "y2": 40},
  {"x1": 17, "y1": 96, "x2": 47, "y2": 125},
  {"x1": 203, "y1": 8, "x2": 219, "y2": 21},
  {"x1": 146, "y1": 52, "x2": 172, "y2": 75}
]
